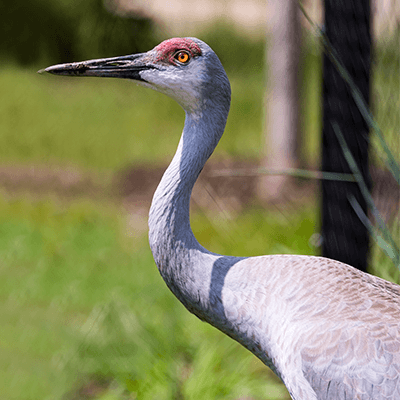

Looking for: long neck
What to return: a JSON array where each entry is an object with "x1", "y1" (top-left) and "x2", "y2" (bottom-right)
[{"x1": 149, "y1": 109, "x2": 227, "y2": 261}]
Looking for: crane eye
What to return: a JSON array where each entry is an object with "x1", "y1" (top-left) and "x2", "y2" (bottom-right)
[{"x1": 174, "y1": 51, "x2": 190, "y2": 64}]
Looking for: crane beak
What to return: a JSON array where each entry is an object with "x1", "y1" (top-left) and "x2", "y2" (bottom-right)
[{"x1": 38, "y1": 53, "x2": 156, "y2": 81}]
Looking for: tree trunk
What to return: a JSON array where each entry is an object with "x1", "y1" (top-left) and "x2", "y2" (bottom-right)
[
  {"x1": 321, "y1": 0, "x2": 372, "y2": 271},
  {"x1": 258, "y1": 0, "x2": 301, "y2": 200}
]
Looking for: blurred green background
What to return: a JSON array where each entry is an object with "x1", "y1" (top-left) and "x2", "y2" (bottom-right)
[{"x1": 0, "y1": 0, "x2": 398, "y2": 399}]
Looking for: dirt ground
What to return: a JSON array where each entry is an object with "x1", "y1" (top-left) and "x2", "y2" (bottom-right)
[{"x1": 0, "y1": 162, "x2": 397, "y2": 223}]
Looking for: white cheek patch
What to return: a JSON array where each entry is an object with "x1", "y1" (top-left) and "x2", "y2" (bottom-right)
[{"x1": 140, "y1": 60, "x2": 206, "y2": 115}]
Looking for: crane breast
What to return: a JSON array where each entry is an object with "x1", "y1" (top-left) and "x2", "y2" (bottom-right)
[{"x1": 218, "y1": 255, "x2": 400, "y2": 398}]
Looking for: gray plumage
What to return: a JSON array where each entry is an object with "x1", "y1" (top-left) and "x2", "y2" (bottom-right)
[{"x1": 42, "y1": 37, "x2": 400, "y2": 400}]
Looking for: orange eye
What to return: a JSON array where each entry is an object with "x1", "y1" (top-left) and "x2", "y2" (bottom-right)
[{"x1": 175, "y1": 51, "x2": 190, "y2": 64}]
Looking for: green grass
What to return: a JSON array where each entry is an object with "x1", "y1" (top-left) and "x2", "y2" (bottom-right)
[
  {"x1": 0, "y1": 67, "x2": 183, "y2": 169},
  {"x1": 0, "y1": 191, "x2": 397, "y2": 400},
  {"x1": 0, "y1": 195, "x2": 299, "y2": 400},
  {"x1": 0, "y1": 66, "x2": 267, "y2": 170},
  {"x1": 192, "y1": 206, "x2": 318, "y2": 258},
  {"x1": 372, "y1": 32, "x2": 400, "y2": 166}
]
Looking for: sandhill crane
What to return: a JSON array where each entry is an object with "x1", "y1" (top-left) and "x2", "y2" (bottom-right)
[{"x1": 42, "y1": 38, "x2": 400, "y2": 399}]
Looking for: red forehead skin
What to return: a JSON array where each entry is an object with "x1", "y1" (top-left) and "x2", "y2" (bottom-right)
[{"x1": 154, "y1": 38, "x2": 202, "y2": 64}]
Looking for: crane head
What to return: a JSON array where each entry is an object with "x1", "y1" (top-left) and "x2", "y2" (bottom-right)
[{"x1": 40, "y1": 37, "x2": 231, "y2": 114}]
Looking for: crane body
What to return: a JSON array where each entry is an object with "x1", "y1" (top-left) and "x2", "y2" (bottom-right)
[{"x1": 42, "y1": 37, "x2": 400, "y2": 400}]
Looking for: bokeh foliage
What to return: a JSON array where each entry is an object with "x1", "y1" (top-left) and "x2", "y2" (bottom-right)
[{"x1": 0, "y1": 0, "x2": 157, "y2": 67}]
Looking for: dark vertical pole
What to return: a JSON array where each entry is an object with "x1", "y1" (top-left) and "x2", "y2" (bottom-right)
[{"x1": 321, "y1": 0, "x2": 372, "y2": 271}]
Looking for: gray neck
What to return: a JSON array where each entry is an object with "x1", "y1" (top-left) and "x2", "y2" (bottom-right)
[
  {"x1": 148, "y1": 102, "x2": 258, "y2": 347},
  {"x1": 149, "y1": 109, "x2": 226, "y2": 256},
  {"x1": 148, "y1": 106, "x2": 228, "y2": 291}
]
